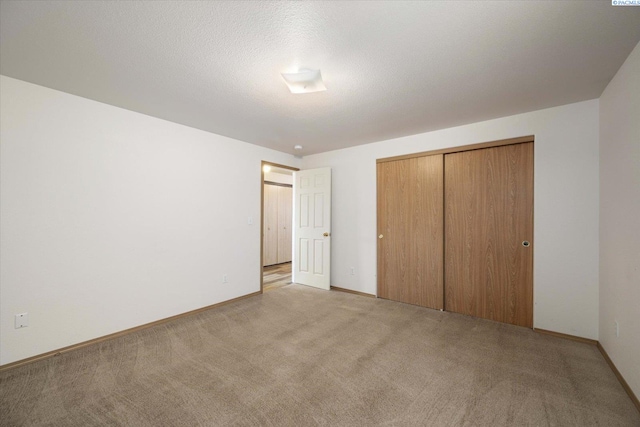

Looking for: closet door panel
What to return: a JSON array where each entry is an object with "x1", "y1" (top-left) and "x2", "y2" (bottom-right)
[
  {"x1": 377, "y1": 155, "x2": 444, "y2": 309},
  {"x1": 277, "y1": 186, "x2": 293, "y2": 263},
  {"x1": 263, "y1": 184, "x2": 279, "y2": 266},
  {"x1": 444, "y1": 143, "x2": 533, "y2": 327}
]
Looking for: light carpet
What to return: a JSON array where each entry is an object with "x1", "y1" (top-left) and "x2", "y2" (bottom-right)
[{"x1": 1, "y1": 284, "x2": 638, "y2": 426}]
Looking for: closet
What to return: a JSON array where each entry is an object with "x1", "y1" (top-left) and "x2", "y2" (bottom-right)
[
  {"x1": 377, "y1": 155, "x2": 444, "y2": 309},
  {"x1": 263, "y1": 183, "x2": 292, "y2": 266},
  {"x1": 377, "y1": 137, "x2": 533, "y2": 328}
]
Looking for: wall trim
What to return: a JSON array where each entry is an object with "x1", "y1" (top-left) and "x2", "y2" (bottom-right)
[
  {"x1": 330, "y1": 286, "x2": 376, "y2": 298},
  {"x1": 534, "y1": 328, "x2": 598, "y2": 345},
  {"x1": 534, "y1": 328, "x2": 639, "y2": 414},
  {"x1": 0, "y1": 291, "x2": 262, "y2": 372},
  {"x1": 597, "y1": 342, "x2": 640, "y2": 414}
]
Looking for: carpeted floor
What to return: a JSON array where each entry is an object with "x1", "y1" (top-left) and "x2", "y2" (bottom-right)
[{"x1": 1, "y1": 285, "x2": 638, "y2": 426}]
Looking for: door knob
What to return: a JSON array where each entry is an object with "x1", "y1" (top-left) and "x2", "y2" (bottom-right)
[
  {"x1": 323, "y1": 232, "x2": 330, "y2": 237},
  {"x1": 379, "y1": 234, "x2": 383, "y2": 239},
  {"x1": 522, "y1": 240, "x2": 530, "y2": 247}
]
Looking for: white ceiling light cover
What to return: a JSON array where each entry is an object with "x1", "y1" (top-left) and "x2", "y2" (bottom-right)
[{"x1": 281, "y1": 69, "x2": 326, "y2": 94}]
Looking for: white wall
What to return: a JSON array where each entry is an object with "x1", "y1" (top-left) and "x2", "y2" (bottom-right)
[
  {"x1": 0, "y1": 76, "x2": 299, "y2": 365},
  {"x1": 303, "y1": 100, "x2": 600, "y2": 339},
  {"x1": 599, "y1": 42, "x2": 640, "y2": 397},
  {"x1": 264, "y1": 171, "x2": 293, "y2": 185}
]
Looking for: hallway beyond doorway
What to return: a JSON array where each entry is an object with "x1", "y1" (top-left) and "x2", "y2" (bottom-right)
[{"x1": 263, "y1": 262, "x2": 292, "y2": 292}]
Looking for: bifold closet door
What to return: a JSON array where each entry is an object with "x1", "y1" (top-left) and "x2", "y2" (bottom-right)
[
  {"x1": 377, "y1": 155, "x2": 443, "y2": 309},
  {"x1": 277, "y1": 186, "x2": 292, "y2": 263},
  {"x1": 444, "y1": 143, "x2": 533, "y2": 327},
  {"x1": 263, "y1": 184, "x2": 279, "y2": 266}
]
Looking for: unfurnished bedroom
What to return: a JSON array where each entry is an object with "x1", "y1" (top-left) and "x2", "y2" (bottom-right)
[{"x1": 1, "y1": 1, "x2": 639, "y2": 425}]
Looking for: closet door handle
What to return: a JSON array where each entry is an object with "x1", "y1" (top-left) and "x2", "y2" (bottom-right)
[
  {"x1": 522, "y1": 240, "x2": 530, "y2": 247},
  {"x1": 379, "y1": 234, "x2": 383, "y2": 239}
]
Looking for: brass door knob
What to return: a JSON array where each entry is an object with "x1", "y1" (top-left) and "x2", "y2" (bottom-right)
[
  {"x1": 379, "y1": 234, "x2": 383, "y2": 239},
  {"x1": 323, "y1": 232, "x2": 330, "y2": 237}
]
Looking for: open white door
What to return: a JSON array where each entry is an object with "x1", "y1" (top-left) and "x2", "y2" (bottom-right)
[{"x1": 292, "y1": 168, "x2": 331, "y2": 290}]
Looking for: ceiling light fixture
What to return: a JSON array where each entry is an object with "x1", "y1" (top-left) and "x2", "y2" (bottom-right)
[
  {"x1": 281, "y1": 69, "x2": 326, "y2": 94},
  {"x1": 294, "y1": 145, "x2": 303, "y2": 151}
]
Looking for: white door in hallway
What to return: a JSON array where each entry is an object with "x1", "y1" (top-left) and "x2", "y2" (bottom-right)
[{"x1": 293, "y1": 168, "x2": 332, "y2": 290}]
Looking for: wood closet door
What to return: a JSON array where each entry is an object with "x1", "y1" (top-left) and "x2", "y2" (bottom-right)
[
  {"x1": 277, "y1": 186, "x2": 292, "y2": 263},
  {"x1": 377, "y1": 155, "x2": 443, "y2": 309},
  {"x1": 263, "y1": 184, "x2": 279, "y2": 266},
  {"x1": 444, "y1": 143, "x2": 533, "y2": 327}
]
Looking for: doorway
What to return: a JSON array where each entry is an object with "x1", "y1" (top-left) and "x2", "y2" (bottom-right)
[{"x1": 261, "y1": 162, "x2": 299, "y2": 293}]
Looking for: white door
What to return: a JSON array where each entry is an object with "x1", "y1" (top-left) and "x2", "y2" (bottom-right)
[{"x1": 292, "y1": 168, "x2": 331, "y2": 290}]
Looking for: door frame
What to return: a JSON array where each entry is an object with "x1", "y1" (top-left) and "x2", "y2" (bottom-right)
[
  {"x1": 376, "y1": 135, "x2": 534, "y2": 164},
  {"x1": 260, "y1": 161, "x2": 299, "y2": 293}
]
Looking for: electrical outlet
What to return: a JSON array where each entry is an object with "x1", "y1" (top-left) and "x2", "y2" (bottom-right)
[
  {"x1": 223, "y1": 274, "x2": 228, "y2": 284},
  {"x1": 350, "y1": 267, "x2": 355, "y2": 275},
  {"x1": 614, "y1": 320, "x2": 619, "y2": 338},
  {"x1": 15, "y1": 313, "x2": 28, "y2": 329}
]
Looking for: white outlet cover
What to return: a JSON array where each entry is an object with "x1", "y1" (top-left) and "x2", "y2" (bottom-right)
[{"x1": 15, "y1": 313, "x2": 28, "y2": 328}]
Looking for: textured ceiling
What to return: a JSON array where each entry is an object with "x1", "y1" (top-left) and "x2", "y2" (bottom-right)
[{"x1": 1, "y1": 1, "x2": 639, "y2": 156}]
